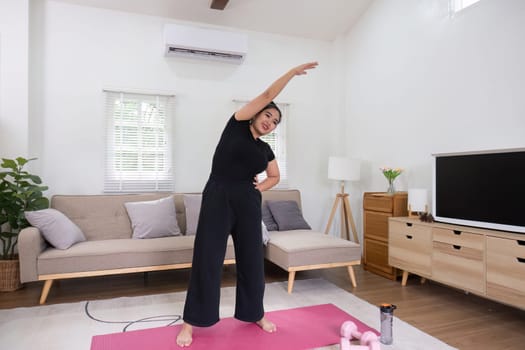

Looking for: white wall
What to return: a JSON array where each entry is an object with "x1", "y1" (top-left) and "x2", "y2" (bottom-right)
[
  {"x1": 0, "y1": 0, "x2": 29, "y2": 158},
  {"x1": 24, "y1": 0, "x2": 343, "y2": 231},
  {"x1": 342, "y1": 0, "x2": 525, "y2": 228},
  {"x1": 15, "y1": 0, "x2": 522, "y2": 241}
]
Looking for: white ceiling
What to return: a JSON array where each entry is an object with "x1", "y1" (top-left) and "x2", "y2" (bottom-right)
[{"x1": 51, "y1": 0, "x2": 374, "y2": 41}]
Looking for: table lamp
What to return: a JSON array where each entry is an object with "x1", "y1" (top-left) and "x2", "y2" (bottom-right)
[{"x1": 408, "y1": 188, "x2": 428, "y2": 217}]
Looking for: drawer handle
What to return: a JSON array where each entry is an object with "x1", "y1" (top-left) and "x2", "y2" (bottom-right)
[
  {"x1": 518, "y1": 240, "x2": 525, "y2": 246},
  {"x1": 453, "y1": 245, "x2": 461, "y2": 250},
  {"x1": 518, "y1": 257, "x2": 525, "y2": 263},
  {"x1": 406, "y1": 223, "x2": 413, "y2": 227},
  {"x1": 453, "y1": 230, "x2": 462, "y2": 235},
  {"x1": 406, "y1": 235, "x2": 413, "y2": 240}
]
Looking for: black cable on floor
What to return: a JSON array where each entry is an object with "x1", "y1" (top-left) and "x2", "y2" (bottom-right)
[{"x1": 84, "y1": 301, "x2": 182, "y2": 332}]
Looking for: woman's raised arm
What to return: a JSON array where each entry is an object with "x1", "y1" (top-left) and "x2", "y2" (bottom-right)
[{"x1": 234, "y1": 62, "x2": 318, "y2": 121}]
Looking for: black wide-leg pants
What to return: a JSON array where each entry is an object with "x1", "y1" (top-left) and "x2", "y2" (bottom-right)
[{"x1": 182, "y1": 177, "x2": 265, "y2": 327}]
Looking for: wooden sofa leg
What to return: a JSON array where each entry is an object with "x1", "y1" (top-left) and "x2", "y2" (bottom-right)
[
  {"x1": 287, "y1": 271, "x2": 296, "y2": 294},
  {"x1": 40, "y1": 279, "x2": 54, "y2": 305},
  {"x1": 347, "y1": 266, "x2": 357, "y2": 288}
]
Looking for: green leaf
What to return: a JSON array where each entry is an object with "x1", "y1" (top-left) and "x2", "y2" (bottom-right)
[
  {"x1": 15, "y1": 157, "x2": 30, "y2": 166},
  {"x1": 28, "y1": 197, "x2": 50, "y2": 210},
  {"x1": 27, "y1": 175, "x2": 43, "y2": 184},
  {"x1": 1, "y1": 159, "x2": 17, "y2": 171}
]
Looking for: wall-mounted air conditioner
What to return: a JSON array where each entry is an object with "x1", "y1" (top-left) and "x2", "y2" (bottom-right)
[{"x1": 164, "y1": 24, "x2": 248, "y2": 63}]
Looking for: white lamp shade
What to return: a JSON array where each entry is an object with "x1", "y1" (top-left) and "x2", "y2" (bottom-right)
[
  {"x1": 408, "y1": 188, "x2": 427, "y2": 212},
  {"x1": 328, "y1": 156, "x2": 360, "y2": 181}
]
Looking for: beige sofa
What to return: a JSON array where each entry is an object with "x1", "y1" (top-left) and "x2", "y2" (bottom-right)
[
  {"x1": 18, "y1": 189, "x2": 361, "y2": 304},
  {"x1": 261, "y1": 190, "x2": 361, "y2": 293}
]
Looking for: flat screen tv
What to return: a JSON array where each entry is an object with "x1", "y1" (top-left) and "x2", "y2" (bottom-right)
[{"x1": 432, "y1": 148, "x2": 525, "y2": 234}]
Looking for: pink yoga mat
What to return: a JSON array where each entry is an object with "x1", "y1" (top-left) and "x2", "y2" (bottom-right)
[{"x1": 90, "y1": 303, "x2": 379, "y2": 350}]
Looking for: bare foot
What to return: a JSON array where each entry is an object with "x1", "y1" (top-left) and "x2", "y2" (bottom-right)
[
  {"x1": 176, "y1": 322, "x2": 193, "y2": 347},
  {"x1": 256, "y1": 317, "x2": 277, "y2": 333}
]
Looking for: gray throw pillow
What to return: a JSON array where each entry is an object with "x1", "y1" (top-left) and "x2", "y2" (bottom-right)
[
  {"x1": 266, "y1": 200, "x2": 311, "y2": 231},
  {"x1": 25, "y1": 208, "x2": 86, "y2": 249},
  {"x1": 262, "y1": 202, "x2": 278, "y2": 231},
  {"x1": 183, "y1": 194, "x2": 202, "y2": 236},
  {"x1": 124, "y1": 196, "x2": 181, "y2": 239}
]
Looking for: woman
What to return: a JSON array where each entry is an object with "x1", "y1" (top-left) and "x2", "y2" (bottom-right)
[{"x1": 177, "y1": 62, "x2": 318, "y2": 347}]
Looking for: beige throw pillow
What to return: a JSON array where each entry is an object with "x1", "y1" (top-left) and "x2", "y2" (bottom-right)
[
  {"x1": 183, "y1": 194, "x2": 202, "y2": 236},
  {"x1": 124, "y1": 196, "x2": 181, "y2": 239},
  {"x1": 25, "y1": 208, "x2": 86, "y2": 249}
]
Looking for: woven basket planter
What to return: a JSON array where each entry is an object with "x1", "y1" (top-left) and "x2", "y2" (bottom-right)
[{"x1": 0, "y1": 259, "x2": 22, "y2": 292}]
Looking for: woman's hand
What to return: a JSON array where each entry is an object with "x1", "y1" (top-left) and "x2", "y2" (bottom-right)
[
  {"x1": 253, "y1": 160, "x2": 280, "y2": 192},
  {"x1": 253, "y1": 176, "x2": 262, "y2": 192},
  {"x1": 292, "y1": 62, "x2": 318, "y2": 76}
]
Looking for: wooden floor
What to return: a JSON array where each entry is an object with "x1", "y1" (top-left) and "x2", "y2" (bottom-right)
[{"x1": 1, "y1": 263, "x2": 524, "y2": 350}]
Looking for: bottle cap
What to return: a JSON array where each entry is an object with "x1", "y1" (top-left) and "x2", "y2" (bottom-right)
[{"x1": 380, "y1": 303, "x2": 397, "y2": 312}]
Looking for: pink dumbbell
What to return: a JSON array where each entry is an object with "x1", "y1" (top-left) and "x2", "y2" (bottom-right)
[
  {"x1": 340, "y1": 321, "x2": 381, "y2": 350},
  {"x1": 340, "y1": 341, "x2": 378, "y2": 350},
  {"x1": 340, "y1": 337, "x2": 352, "y2": 350},
  {"x1": 340, "y1": 321, "x2": 362, "y2": 340},
  {"x1": 359, "y1": 331, "x2": 380, "y2": 350}
]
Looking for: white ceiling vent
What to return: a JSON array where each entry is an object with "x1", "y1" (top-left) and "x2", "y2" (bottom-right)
[{"x1": 164, "y1": 24, "x2": 247, "y2": 63}]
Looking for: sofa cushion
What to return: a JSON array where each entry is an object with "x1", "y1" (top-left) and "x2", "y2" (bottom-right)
[
  {"x1": 37, "y1": 236, "x2": 236, "y2": 275},
  {"x1": 124, "y1": 196, "x2": 181, "y2": 239},
  {"x1": 183, "y1": 194, "x2": 202, "y2": 235},
  {"x1": 264, "y1": 230, "x2": 361, "y2": 269},
  {"x1": 261, "y1": 203, "x2": 278, "y2": 231},
  {"x1": 266, "y1": 200, "x2": 311, "y2": 231},
  {"x1": 24, "y1": 208, "x2": 86, "y2": 249}
]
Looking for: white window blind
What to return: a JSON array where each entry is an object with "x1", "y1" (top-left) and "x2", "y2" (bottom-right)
[
  {"x1": 234, "y1": 101, "x2": 289, "y2": 189},
  {"x1": 104, "y1": 91, "x2": 174, "y2": 192}
]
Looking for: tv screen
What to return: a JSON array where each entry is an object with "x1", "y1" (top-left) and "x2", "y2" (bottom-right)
[{"x1": 433, "y1": 148, "x2": 525, "y2": 233}]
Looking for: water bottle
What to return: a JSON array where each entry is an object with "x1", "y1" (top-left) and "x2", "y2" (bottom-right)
[{"x1": 380, "y1": 303, "x2": 397, "y2": 345}]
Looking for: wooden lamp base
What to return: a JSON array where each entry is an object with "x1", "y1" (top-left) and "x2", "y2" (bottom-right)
[
  {"x1": 408, "y1": 204, "x2": 428, "y2": 218},
  {"x1": 324, "y1": 181, "x2": 359, "y2": 243}
]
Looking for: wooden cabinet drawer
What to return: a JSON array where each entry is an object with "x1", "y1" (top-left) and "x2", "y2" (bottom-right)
[
  {"x1": 433, "y1": 227, "x2": 485, "y2": 250},
  {"x1": 486, "y1": 236, "x2": 525, "y2": 308},
  {"x1": 364, "y1": 238, "x2": 394, "y2": 276},
  {"x1": 364, "y1": 211, "x2": 391, "y2": 241},
  {"x1": 487, "y1": 235, "x2": 525, "y2": 257},
  {"x1": 363, "y1": 195, "x2": 393, "y2": 213},
  {"x1": 390, "y1": 220, "x2": 431, "y2": 237},
  {"x1": 432, "y1": 241, "x2": 485, "y2": 294},
  {"x1": 389, "y1": 221, "x2": 432, "y2": 276}
]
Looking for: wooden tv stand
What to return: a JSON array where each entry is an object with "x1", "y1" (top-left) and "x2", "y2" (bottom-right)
[{"x1": 388, "y1": 217, "x2": 525, "y2": 310}]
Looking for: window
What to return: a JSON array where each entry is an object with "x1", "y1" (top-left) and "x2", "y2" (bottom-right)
[
  {"x1": 104, "y1": 91, "x2": 175, "y2": 192},
  {"x1": 234, "y1": 100, "x2": 289, "y2": 188},
  {"x1": 450, "y1": 0, "x2": 481, "y2": 14}
]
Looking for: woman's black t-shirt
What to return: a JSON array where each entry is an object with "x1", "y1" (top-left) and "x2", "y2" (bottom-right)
[{"x1": 210, "y1": 116, "x2": 275, "y2": 181}]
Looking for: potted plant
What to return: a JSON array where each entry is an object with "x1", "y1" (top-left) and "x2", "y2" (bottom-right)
[
  {"x1": 380, "y1": 167, "x2": 403, "y2": 195},
  {"x1": 0, "y1": 157, "x2": 49, "y2": 291}
]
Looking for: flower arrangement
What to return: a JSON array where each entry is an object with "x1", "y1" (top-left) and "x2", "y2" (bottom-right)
[
  {"x1": 380, "y1": 167, "x2": 403, "y2": 194},
  {"x1": 380, "y1": 167, "x2": 403, "y2": 181}
]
